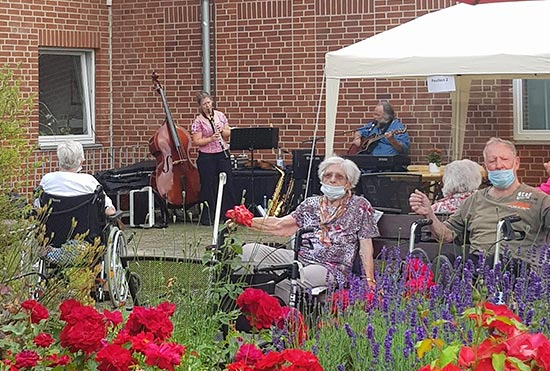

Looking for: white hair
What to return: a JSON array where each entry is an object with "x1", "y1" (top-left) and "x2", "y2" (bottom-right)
[
  {"x1": 442, "y1": 159, "x2": 482, "y2": 197},
  {"x1": 317, "y1": 155, "x2": 361, "y2": 188},
  {"x1": 57, "y1": 140, "x2": 84, "y2": 171}
]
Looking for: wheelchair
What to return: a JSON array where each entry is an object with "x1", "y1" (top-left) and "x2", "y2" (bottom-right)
[
  {"x1": 406, "y1": 214, "x2": 526, "y2": 281},
  {"x1": 214, "y1": 226, "x2": 333, "y2": 335},
  {"x1": 29, "y1": 185, "x2": 136, "y2": 308}
]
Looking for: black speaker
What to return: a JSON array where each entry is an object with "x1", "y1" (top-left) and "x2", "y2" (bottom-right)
[
  {"x1": 288, "y1": 177, "x2": 321, "y2": 211},
  {"x1": 292, "y1": 150, "x2": 323, "y2": 180}
]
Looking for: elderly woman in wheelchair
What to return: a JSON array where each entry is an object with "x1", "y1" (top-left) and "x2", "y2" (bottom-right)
[
  {"x1": 229, "y1": 155, "x2": 380, "y2": 306},
  {"x1": 30, "y1": 140, "x2": 132, "y2": 307}
]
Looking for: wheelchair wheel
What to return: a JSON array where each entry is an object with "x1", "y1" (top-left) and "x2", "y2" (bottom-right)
[{"x1": 105, "y1": 226, "x2": 132, "y2": 309}]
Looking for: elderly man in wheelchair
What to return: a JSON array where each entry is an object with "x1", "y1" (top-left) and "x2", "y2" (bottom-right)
[
  {"x1": 228, "y1": 155, "x2": 380, "y2": 306},
  {"x1": 31, "y1": 140, "x2": 133, "y2": 308}
]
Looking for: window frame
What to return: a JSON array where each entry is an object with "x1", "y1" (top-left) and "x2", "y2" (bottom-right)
[
  {"x1": 38, "y1": 48, "x2": 96, "y2": 147},
  {"x1": 513, "y1": 79, "x2": 550, "y2": 143}
]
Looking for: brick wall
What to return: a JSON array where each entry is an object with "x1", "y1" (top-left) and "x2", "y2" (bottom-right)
[{"x1": 3, "y1": 0, "x2": 549, "y2": 194}]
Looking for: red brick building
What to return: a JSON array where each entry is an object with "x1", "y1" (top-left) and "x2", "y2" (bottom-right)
[{"x1": 2, "y1": 0, "x2": 549, "y2": 194}]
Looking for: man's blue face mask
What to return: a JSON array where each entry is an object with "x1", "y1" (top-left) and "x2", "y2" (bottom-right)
[{"x1": 487, "y1": 168, "x2": 515, "y2": 189}]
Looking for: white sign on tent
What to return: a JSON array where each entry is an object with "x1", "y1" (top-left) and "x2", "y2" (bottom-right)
[{"x1": 427, "y1": 76, "x2": 455, "y2": 93}]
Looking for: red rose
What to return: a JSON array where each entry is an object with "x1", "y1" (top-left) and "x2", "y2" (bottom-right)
[
  {"x1": 123, "y1": 302, "x2": 174, "y2": 341},
  {"x1": 404, "y1": 258, "x2": 435, "y2": 296},
  {"x1": 280, "y1": 348, "x2": 323, "y2": 370},
  {"x1": 103, "y1": 309, "x2": 123, "y2": 327},
  {"x1": 33, "y1": 332, "x2": 54, "y2": 347},
  {"x1": 143, "y1": 342, "x2": 185, "y2": 371},
  {"x1": 236, "y1": 288, "x2": 282, "y2": 330},
  {"x1": 468, "y1": 302, "x2": 522, "y2": 336},
  {"x1": 128, "y1": 331, "x2": 155, "y2": 353},
  {"x1": 21, "y1": 300, "x2": 49, "y2": 324},
  {"x1": 441, "y1": 364, "x2": 461, "y2": 371},
  {"x1": 535, "y1": 339, "x2": 550, "y2": 370},
  {"x1": 330, "y1": 289, "x2": 350, "y2": 314},
  {"x1": 254, "y1": 351, "x2": 285, "y2": 369},
  {"x1": 505, "y1": 332, "x2": 548, "y2": 361},
  {"x1": 47, "y1": 354, "x2": 71, "y2": 367},
  {"x1": 45, "y1": 354, "x2": 71, "y2": 367},
  {"x1": 234, "y1": 343, "x2": 263, "y2": 365},
  {"x1": 95, "y1": 343, "x2": 137, "y2": 371},
  {"x1": 15, "y1": 350, "x2": 39, "y2": 369},
  {"x1": 226, "y1": 360, "x2": 255, "y2": 371},
  {"x1": 59, "y1": 300, "x2": 107, "y2": 354},
  {"x1": 457, "y1": 346, "x2": 475, "y2": 367},
  {"x1": 225, "y1": 205, "x2": 254, "y2": 227}
]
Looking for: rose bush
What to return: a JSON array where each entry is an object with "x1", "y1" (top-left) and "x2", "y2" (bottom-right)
[
  {"x1": 417, "y1": 301, "x2": 550, "y2": 371},
  {"x1": 0, "y1": 299, "x2": 186, "y2": 371}
]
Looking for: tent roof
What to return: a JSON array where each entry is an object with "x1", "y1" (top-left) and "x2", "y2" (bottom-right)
[{"x1": 325, "y1": 1, "x2": 550, "y2": 79}]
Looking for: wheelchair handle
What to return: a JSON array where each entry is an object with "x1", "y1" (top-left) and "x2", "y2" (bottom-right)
[
  {"x1": 295, "y1": 227, "x2": 315, "y2": 253},
  {"x1": 494, "y1": 214, "x2": 522, "y2": 268},
  {"x1": 409, "y1": 218, "x2": 433, "y2": 253},
  {"x1": 501, "y1": 214, "x2": 521, "y2": 223}
]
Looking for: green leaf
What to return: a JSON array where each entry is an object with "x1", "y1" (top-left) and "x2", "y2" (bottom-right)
[
  {"x1": 439, "y1": 344, "x2": 460, "y2": 366},
  {"x1": 506, "y1": 356, "x2": 532, "y2": 371},
  {"x1": 416, "y1": 339, "x2": 434, "y2": 358},
  {"x1": 492, "y1": 352, "x2": 505, "y2": 371},
  {"x1": 1, "y1": 322, "x2": 28, "y2": 336}
]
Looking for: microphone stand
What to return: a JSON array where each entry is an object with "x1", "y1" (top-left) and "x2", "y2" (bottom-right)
[{"x1": 303, "y1": 137, "x2": 319, "y2": 199}]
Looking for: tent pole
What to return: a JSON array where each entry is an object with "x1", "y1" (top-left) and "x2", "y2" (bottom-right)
[{"x1": 450, "y1": 77, "x2": 471, "y2": 161}]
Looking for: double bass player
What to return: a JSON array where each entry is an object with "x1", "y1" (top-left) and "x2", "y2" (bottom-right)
[{"x1": 191, "y1": 91, "x2": 237, "y2": 226}]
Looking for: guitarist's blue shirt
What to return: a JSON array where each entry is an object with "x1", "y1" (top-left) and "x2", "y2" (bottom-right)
[{"x1": 357, "y1": 118, "x2": 410, "y2": 155}]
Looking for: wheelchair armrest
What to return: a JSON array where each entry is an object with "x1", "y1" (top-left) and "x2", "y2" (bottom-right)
[
  {"x1": 107, "y1": 210, "x2": 124, "y2": 221},
  {"x1": 254, "y1": 263, "x2": 293, "y2": 274}
]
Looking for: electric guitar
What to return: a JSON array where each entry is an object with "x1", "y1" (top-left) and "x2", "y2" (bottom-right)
[{"x1": 347, "y1": 128, "x2": 407, "y2": 155}]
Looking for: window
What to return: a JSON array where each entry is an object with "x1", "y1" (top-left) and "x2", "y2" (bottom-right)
[
  {"x1": 513, "y1": 79, "x2": 550, "y2": 142},
  {"x1": 38, "y1": 49, "x2": 95, "y2": 146}
]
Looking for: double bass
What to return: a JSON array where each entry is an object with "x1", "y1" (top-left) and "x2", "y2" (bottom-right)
[{"x1": 148, "y1": 72, "x2": 200, "y2": 208}]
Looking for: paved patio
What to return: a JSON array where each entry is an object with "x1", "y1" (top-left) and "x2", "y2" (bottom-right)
[{"x1": 124, "y1": 221, "x2": 288, "y2": 260}]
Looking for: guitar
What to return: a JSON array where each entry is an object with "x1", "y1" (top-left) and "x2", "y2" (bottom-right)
[{"x1": 347, "y1": 128, "x2": 407, "y2": 155}]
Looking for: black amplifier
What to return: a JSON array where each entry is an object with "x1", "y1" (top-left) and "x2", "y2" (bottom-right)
[{"x1": 292, "y1": 150, "x2": 323, "y2": 180}]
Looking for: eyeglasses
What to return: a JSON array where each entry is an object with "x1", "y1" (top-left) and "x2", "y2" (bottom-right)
[{"x1": 322, "y1": 172, "x2": 346, "y2": 181}]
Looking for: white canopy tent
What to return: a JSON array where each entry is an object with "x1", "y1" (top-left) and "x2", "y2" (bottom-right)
[{"x1": 324, "y1": 1, "x2": 550, "y2": 159}]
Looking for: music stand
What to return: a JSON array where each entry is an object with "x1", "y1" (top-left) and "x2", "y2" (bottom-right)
[{"x1": 231, "y1": 127, "x2": 279, "y2": 214}]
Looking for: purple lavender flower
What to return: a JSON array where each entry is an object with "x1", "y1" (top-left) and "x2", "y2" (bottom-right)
[
  {"x1": 366, "y1": 322, "x2": 374, "y2": 341},
  {"x1": 403, "y1": 329, "x2": 414, "y2": 358},
  {"x1": 344, "y1": 323, "x2": 357, "y2": 348},
  {"x1": 384, "y1": 327, "x2": 395, "y2": 363}
]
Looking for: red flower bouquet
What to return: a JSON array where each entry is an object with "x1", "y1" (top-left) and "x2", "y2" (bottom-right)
[{"x1": 226, "y1": 205, "x2": 254, "y2": 227}]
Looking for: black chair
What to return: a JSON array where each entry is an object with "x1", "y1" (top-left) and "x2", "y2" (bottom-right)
[{"x1": 360, "y1": 172, "x2": 422, "y2": 214}]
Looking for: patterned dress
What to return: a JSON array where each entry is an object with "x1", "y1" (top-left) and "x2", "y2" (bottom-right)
[
  {"x1": 291, "y1": 194, "x2": 379, "y2": 285},
  {"x1": 431, "y1": 191, "x2": 475, "y2": 214}
]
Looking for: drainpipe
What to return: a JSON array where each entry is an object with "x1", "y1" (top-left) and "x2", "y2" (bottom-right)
[
  {"x1": 107, "y1": 0, "x2": 114, "y2": 168},
  {"x1": 201, "y1": 0, "x2": 211, "y2": 93}
]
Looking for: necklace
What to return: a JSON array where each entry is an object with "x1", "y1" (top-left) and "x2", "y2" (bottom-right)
[{"x1": 318, "y1": 191, "x2": 351, "y2": 246}]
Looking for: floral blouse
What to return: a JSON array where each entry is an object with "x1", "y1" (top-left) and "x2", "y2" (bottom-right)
[
  {"x1": 291, "y1": 194, "x2": 379, "y2": 285},
  {"x1": 431, "y1": 191, "x2": 475, "y2": 214}
]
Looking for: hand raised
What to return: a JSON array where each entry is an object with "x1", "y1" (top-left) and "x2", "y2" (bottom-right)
[{"x1": 409, "y1": 189, "x2": 432, "y2": 216}]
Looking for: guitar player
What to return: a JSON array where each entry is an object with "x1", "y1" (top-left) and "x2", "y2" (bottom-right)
[{"x1": 350, "y1": 101, "x2": 410, "y2": 156}]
